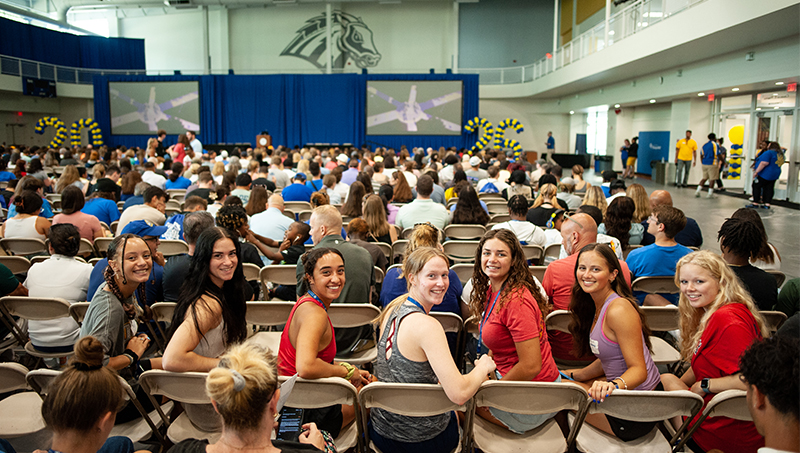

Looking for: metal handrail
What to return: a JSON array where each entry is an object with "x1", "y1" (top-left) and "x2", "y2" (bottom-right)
[{"x1": 0, "y1": 53, "x2": 146, "y2": 85}]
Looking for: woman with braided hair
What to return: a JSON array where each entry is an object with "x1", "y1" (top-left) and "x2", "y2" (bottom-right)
[{"x1": 717, "y1": 217, "x2": 778, "y2": 311}]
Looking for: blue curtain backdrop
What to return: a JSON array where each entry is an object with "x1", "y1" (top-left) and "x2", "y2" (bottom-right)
[
  {"x1": 0, "y1": 18, "x2": 144, "y2": 69},
  {"x1": 93, "y1": 73, "x2": 478, "y2": 150}
]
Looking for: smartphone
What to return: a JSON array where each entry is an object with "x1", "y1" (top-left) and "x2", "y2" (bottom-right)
[
  {"x1": 559, "y1": 370, "x2": 574, "y2": 381},
  {"x1": 276, "y1": 407, "x2": 304, "y2": 441}
]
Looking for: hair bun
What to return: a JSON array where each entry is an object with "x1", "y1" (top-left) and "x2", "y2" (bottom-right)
[{"x1": 71, "y1": 336, "x2": 105, "y2": 369}]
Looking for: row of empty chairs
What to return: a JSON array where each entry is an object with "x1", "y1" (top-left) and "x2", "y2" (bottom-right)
[{"x1": 0, "y1": 237, "x2": 190, "y2": 259}]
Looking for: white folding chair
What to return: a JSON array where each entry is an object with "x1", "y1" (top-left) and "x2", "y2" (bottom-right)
[
  {"x1": 374, "y1": 242, "x2": 392, "y2": 261},
  {"x1": 443, "y1": 240, "x2": 480, "y2": 264},
  {"x1": 373, "y1": 266, "x2": 385, "y2": 285},
  {"x1": 150, "y1": 302, "x2": 177, "y2": 348},
  {"x1": 641, "y1": 305, "x2": 682, "y2": 371},
  {"x1": 521, "y1": 244, "x2": 545, "y2": 265},
  {"x1": 244, "y1": 301, "x2": 295, "y2": 354},
  {"x1": 0, "y1": 296, "x2": 74, "y2": 360},
  {"x1": 159, "y1": 240, "x2": 190, "y2": 257},
  {"x1": 360, "y1": 382, "x2": 470, "y2": 453},
  {"x1": 278, "y1": 376, "x2": 363, "y2": 452},
  {"x1": 431, "y1": 312, "x2": 465, "y2": 368},
  {"x1": 69, "y1": 302, "x2": 91, "y2": 325},
  {"x1": 444, "y1": 224, "x2": 486, "y2": 240},
  {"x1": 242, "y1": 263, "x2": 262, "y2": 282},
  {"x1": 485, "y1": 202, "x2": 508, "y2": 215},
  {"x1": 327, "y1": 304, "x2": 381, "y2": 365},
  {"x1": 632, "y1": 276, "x2": 680, "y2": 296},
  {"x1": 529, "y1": 265, "x2": 547, "y2": 282},
  {"x1": 94, "y1": 237, "x2": 114, "y2": 256},
  {"x1": 489, "y1": 213, "x2": 511, "y2": 223},
  {"x1": 392, "y1": 239, "x2": 408, "y2": 259},
  {"x1": 545, "y1": 309, "x2": 571, "y2": 334},
  {"x1": 451, "y1": 263, "x2": 475, "y2": 286},
  {"x1": 284, "y1": 201, "x2": 313, "y2": 212},
  {"x1": 573, "y1": 390, "x2": 704, "y2": 453},
  {"x1": 0, "y1": 238, "x2": 48, "y2": 256},
  {"x1": 543, "y1": 243, "x2": 561, "y2": 262},
  {"x1": 673, "y1": 390, "x2": 749, "y2": 453},
  {"x1": 259, "y1": 264, "x2": 298, "y2": 300},
  {"x1": 760, "y1": 310, "x2": 788, "y2": 334},
  {"x1": 469, "y1": 381, "x2": 590, "y2": 453},
  {"x1": 110, "y1": 221, "x2": 119, "y2": 235},
  {"x1": 401, "y1": 228, "x2": 414, "y2": 239},
  {"x1": 0, "y1": 363, "x2": 46, "y2": 438},
  {"x1": 139, "y1": 370, "x2": 220, "y2": 444},
  {"x1": 0, "y1": 256, "x2": 31, "y2": 274}
]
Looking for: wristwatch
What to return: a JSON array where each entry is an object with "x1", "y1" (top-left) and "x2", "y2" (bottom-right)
[{"x1": 700, "y1": 378, "x2": 711, "y2": 394}]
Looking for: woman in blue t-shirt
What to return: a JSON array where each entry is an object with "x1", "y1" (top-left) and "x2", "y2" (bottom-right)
[{"x1": 748, "y1": 141, "x2": 782, "y2": 209}]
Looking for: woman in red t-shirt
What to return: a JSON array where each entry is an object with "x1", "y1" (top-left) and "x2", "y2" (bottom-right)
[
  {"x1": 277, "y1": 247, "x2": 370, "y2": 438},
  {"x1": 661, "y1": 250, "x2": 768, "y2": 453},
  {"x1": 469, "y1": 228, "x2": 559, "y2": 433}
]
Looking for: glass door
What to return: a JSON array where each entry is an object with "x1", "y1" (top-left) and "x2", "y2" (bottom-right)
[
  {"x1": 717, "y1": 113, "x2": 750, "y2": 190},
  {"x1": 752, "y1": 110, "x2": 795, "y2": 201}
]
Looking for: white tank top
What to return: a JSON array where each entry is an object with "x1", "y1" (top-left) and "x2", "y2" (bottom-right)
[{"x1": 4, "y1": 215, "x2": 46, "y2": 240}]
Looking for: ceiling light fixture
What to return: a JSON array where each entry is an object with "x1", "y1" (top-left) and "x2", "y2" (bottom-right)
[
  {"x1": 569, "y1": 111, "x2": 575, "y2": 115},
  {"x1": 614, "y1": 104, "x2": 620, "y2": 108},
  {"x1": 649, "y1": 99, "x2": 656, "y2": 103},
  {"x1": 698, "y1": 92, "x2": 705, "y2": 96},
  {"x1": 732, "y1": 87, "x2": 740, "y2": 91},
  {"x1": 775, "y1": 82, "x2": 784, "y2": 85}
]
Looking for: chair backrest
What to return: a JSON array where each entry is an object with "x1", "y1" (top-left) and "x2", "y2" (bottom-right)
[
  {"x1": 284, "y1": 201, "x2": 313, "y2": 212},
  {"x1": 242, "y1": 263, "x2": 261, "y2": 282},
  {"x1": 702, "y1": 390, "x2": 751, "y2": 420},
  {"x1": 464, "y1": 315, "x2": 479, "y2": 335},
  {"x1": 444, "y1": 224, "x2": 486, "y2": 240},
  {"x1": 79, "y1": 238, "x2": 95, "y2": 256},
  {"x1": 451, "y1": 263, "x2": 475, "y2": 286},
  {"x1": 374, "y1": 242, "x2": 392, "y2": 260},
  {"x1": 485, "y1": 202, "x2": 508, "y2": 215},
  {"x1": 139, "y1": 370, "x2": 211, "y2": 404},
  {"x1": 0, "y1": 238, "x2": 48, "y2": 256},
  {"x1": 401, "y1": 228, "x2": 414, "y2": 239},
  {"x1": 150, "y1": 302, "x2": 177, "y2": 323},
  {"x1": 373, "y1": 266, "x2": 385, "y2": 285},
  {"x1": 327, "y1": 304, "x2": 381, "y2": 329},
  {"x1": 760, "y1": 310, "x2": 788, "y2": 333},
  {"x1": 521, "y1": 244, "x2": 544, "y2": 264},
  {"x1": 69, "y1": 302, "x2": 91, "y2": 325},
  {"x1": 529, "y1": 265, "x2": 547, "y2": 282},
  {"x1": 430, "y1": 312, "x2": 463, "y2": 334},
  {"x1": 544, "y1": 243, "x2": 561, "y2": 261},
  {"x1": 545, "y1": 310, "x2": 571, "y2": 334},
  {"x1": 631, "y1": 276, "x2": 679, "y2": 294},
  {"x1": 489, "y1": 213, "x2": 511, "y2": 223},
  {"x1": 260, "y1": 265, "x2": 298, "y2": 287},
  {"x1": 165, "y1": 207, "x2": 181, "y2": 218},
  {"x1": 443, "y1": 240, "x2": 480, "y2": 263},
  {"x1": 89, "y1": 257, "x2": 103, "y2": 267},
  {"x1": 0, "y1": 362, "x2": 31, "y2": 393},
  {"x1": 392, "y1": 239, "x2": 408, "y2": 258},
  {"x1": 588, "y1": 389, "x2": 704, "y2": 423},
  {"x1": 765, "y1": 270, "x2": 786, "y2": 288},
  {"x1": 641, "y1": 305, "x2": 680, "y2": 332},
  {"x1": 29, "y1": 255, "x2": 50, "y2": 265},
  {"x1": 622, "y1": 244, "x2": 643, "y2": 259},
  {"x1": 359, "y1": 382, "x2": 468, "y2": 417},
  {"x1": 297, "y1": 210, "x2": 312, "y2": 222},
  {"x1": 94, "y1": 237, "x2": 114, "y2": 256},
  {"x1": 446, "y1": 197, "x2": 458, "y2": 209},
  {"x1": 159, "y1": 240, "x2": 190, "y2": 257},
  {"x1": 245, "y1": 301, "x2": 294, "y2": 327},
  {"x1": 278, "y1": 376, "x2": 358, "y2": 409},
  {"x1": 110, "y1": 221, "x2": 119, "y2": 235},
  {"x1": 0, "y1": 256, "x2": 31, "y2": 274},
  {"x1": 474, "y1": 380, "x2": 588, "y2": 416},
  {"x1": 166, "y1": 199, "x2": 181, "y2": 210},
  {"x1": 1, "y1": 296, "x2": 71, "y2": 321},
  {"x1": 26, "y1": 368, "x2": 60, "y2": 395}
]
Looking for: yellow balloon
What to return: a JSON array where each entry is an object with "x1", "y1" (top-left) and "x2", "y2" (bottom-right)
[{"x1": 728, "y1": 125, "x2": 744, "y2": 146}]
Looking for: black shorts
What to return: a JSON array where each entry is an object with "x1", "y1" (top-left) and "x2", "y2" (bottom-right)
[{"x1": 605, "y1": 381, "x2": 664, "y2": 442}]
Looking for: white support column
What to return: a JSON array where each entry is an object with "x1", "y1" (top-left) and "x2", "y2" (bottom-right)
[
  {"x1": 553, "y1": 0, "x2": 559, "y2": 53},
  {"x1": 604, "y1": 0, "x2": 610, "y2": 48},
  {"x1": 452, "y1": 1, "x2": 459, "y2": 73},
  {"x1": 202, "y1": 5, "x2": 210, "y2": 74},
  {"x1": 326, "y1": 3, "x2": 332, "y2": 74}
]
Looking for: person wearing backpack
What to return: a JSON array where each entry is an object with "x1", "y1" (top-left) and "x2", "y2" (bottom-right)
[
  {"x1": 747, "y1": 141, "x2": 782, "y2": 209},
  {"x1": 477, "y1": 165, "x2": 508, "y2": 194}
]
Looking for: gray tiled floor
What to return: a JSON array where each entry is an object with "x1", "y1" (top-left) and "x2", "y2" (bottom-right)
[{"x1": 585, "y1": 172, "x2": 799, "y2": 280}]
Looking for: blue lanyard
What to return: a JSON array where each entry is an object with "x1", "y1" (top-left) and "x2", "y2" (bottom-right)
[
  {"x1": 477, "y1": 284, "x2": 504, "y2": 356},
  {"x1": 306, "y1": 290, "x2": 327, "y2": 311},
  {"x1": 406, "y1": 296, "x2": 425, "y2": 313}
]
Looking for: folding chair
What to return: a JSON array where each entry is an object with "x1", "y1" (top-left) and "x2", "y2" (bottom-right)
[
  {"x1": 0, "y1": 296, "x2": 75, "y2": 361},
  {"x1": 69, "y1": 302, "x2": 91, "y2": 325},
  {"x1": 139, "y1": 370, "x2": 220, "y2": 444},
  {"x1": 431, "y1": 312, "x2": 465, "y2": 368},
  {"x1": 327, "y1": 303, "x2": 381, "y2": 365},
  {"x1": 401, "y1": 227, "x2": 414, "y2": 239},
  {"x1": 485, "y1": 202, "x2": 508, "y2": 215},
  {"x1": 149, "y1": 302, "x2": 177, "y2": 350},
  {"x1": 468, "y1": 381, "x2": 590, "y2": 453},
  {"x1": 244, "y1": 301, "x2": 294, "y2": 353},
  {"x1": 760, "y1": 310, "x2": 788, "y2": 334},
  {"x1": 0, "y1": 238, "x2": 48, "y2": 256},
  {"x1": 632, "y1": 276, "x2": 680, "y2": 296},
  {"x1": 444, "y1": 224, "x2": 486, "y2": 240},
  {"x1": 279, "y1": 376, "x2": 363, "y2": 452},
  {"x1": 284, "y1": 201, "x2": 313, "y2": 212},
  {"x1": 297, "y1": 210, "x2": 313, "y2": 222},
  {"x1": 374, "y1": 242, "x2": 392, "y2": 261},
  {"x1": 78, "y1": 238, "x2": 95, "y2": 257},
  {"x1": 94, "y1": 237, "x2": 114, "y2": 256},
  {"x1": 446, "y1": 197, "x2": 459, "y2": 209},
  {"x1": 521, "y1": 244, "x2": 545, "y2": 265},
  {"x1": 443, "y1": 240, "x2": 480, "y2": 264},
  {"x1": 544, "y1": 243, "x2": 561, "y2": 262},
  {"x1": 159, "y1": 240, "x2": 190, "y2": 257},
  {"x1": 545, "y1": 310, "x2": 571, "y2": 334},
  {"x1": 623, "y1": 245, "x2": 643, "y2": 259},
  {"x1": 529, "y1": 265, "x2": 547, "y2": 282},
  {"x1": 166, "y1": 189, "x2": 187, "y2": 201},
  {"x1": 673, "y1": 390, "x2": 749, "y2": 453},
  {"x1": 259, "y1": 264, "x2": 298, "y2": 300},
  {"x1": 165, "y1": 207, "x2": 181, "y2": 218},
  {"x1": 392, "y1": 239, "x2": 408, "y2": 260},
  {"x1": 0, "y1": 363, "x2": 46, "y2": 438},
  {"x1": 242, "y1": 263, "x2": 262, "y2": 282},
  {"x1": 640, "y1": 305, "x2": 682, "y2": 371},
  {"x1": 573, "y1": 390, "x2": 704, "y2": 453},
  {"x1": 374, "y1": 266, "x2": 385, "y2": 285},
  {"x1": 451, "y1": 263, "x2": 475, "y2": 286},
  {"x1": 765, "y1": 270, "x2": 786, "y2": 288},
  {"x1": 359, "y1": 382, "x2": 471, "y2": 453},
  {"x1": 166, "y1": 199, "x2": 182, "y2": 211},
  {"x1": 479, "y1": 193, "x2": 504, "y2": 201},
  {"x1": 110, "y1": 221, "x2": 119, "y2": 235},
  {"x1": 0, "y1": 256, "x2": 31, "y2": 275}
]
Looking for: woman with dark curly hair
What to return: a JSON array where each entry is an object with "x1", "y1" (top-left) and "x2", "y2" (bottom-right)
[
  {"x1": 469, "y1": 228, "x2": 558, "y2": 433},
  {"x1": 341, "y1": 181, "x2": 366, "y2": 218},
  {"x1": 451, "y1": 184, "x2": 490, "y2": 226},
  {"x1": 598, "y1": 196, "x2": 643, "y2": 250}
]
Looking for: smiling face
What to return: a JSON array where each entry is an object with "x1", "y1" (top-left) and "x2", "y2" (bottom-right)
[
  {"x1": 679, "y1": 263, "x2": 720, "y2": 310},
  {"x1": 307, "y1": 252, "x2": 345, "y2": 303},
  {"x1": 481, "y1": 238, "x2": 512, "y2": 285},
  {"x1": 113, "y1": 238, "x2": 152, "y2": 285},
  {"x1": 576, "y1": 250, "x2": 618, "y2": 296},
  {"x1": 408, "y1": 256, "x2": 449, "y2": 307},
  {"x1": 209, "y1": 237, "x2": 238, "y2": 288}
]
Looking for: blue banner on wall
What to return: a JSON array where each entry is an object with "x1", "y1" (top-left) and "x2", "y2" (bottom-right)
[{"x1": 636, "y1": 131, "x2": 670, "y2": 176}]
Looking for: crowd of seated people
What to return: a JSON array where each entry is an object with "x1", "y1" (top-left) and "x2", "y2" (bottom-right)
[{"x1": 0, "y1": 142, "x2": 796, "y2": 453}]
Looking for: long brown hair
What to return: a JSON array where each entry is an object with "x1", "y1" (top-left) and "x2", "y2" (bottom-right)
[
  {"x1": 341, "y1": 181, "x2": 365, "y2": 218},
  {"x1": 392, "y1": 171, "x2": 413, "y2": 203},
  {"x1": 362, "y1": 194, "x2": 390, "y2": 238},
  {"x1": 245, "y1": 186, "x2": 269, "y2": 216},
  {"x1": 568, "y1": 243, "x2": 652, "y2": 357},
  {"x1": 55, "y1": 165, "x2": 81, "y2": 193},
  {"x1": 120, "y1": 170, "x2": 142, "y2": 195},
  {"x1": 469, "y1": 229, "x2": 548, "y2": 319}
]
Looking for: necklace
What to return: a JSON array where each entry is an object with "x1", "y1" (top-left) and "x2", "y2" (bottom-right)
[{"x1": 219, "y1": 437, "x2": 273, "y2": 451}]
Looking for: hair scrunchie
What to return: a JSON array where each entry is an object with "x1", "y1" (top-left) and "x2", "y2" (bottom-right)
[{"x1": 230, "y1": 370, "x2": 246, "y2": 392}]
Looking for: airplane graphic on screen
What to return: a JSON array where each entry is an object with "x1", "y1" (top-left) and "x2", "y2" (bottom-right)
[
  {"x1": 111, "y1": 86, "x2": 200, "y2": 132},
  {"x1": 367, "y1": 84, "x2": 461, "y2": 132}
]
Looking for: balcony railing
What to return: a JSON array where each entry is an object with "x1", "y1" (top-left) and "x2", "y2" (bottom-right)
[
  {"x1": 459, "y1": 0, "x2": 707, "y2": 85},
  {"x1": 0, "y1": 54, "x2": 146, "y2": 84}
]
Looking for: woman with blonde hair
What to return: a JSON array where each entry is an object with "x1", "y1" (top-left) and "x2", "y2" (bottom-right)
[
  {"x1": 661, "y1": 250, "x2": 767, "y2": 453},
  {"x1": 362, "y1": 193, "x2": 398, "y2": 244},
  {"x1": 571, "y1": 165, "x2": 591, "y2": 196},
  {"x1": 168, "y1": 343, "x2": 327, "y2": 453},
  {"x1": 582, "y1": 185, "x2": 608, "y2": 217},
  {"x1": 296, "y1": 158, "x2": 310, "y2": 176},
  {"x1": 526, "y1": 183, "x2": 566, "y2": 227},
  {"x1": 372, "y1": 247, "x2": 496, "y2": 453},
  {"x1": 56, "y1": 165, "x2": 86, "y2": 194},
  {"x1": 626, "y1": 183, "x2": 650, "y2": 224},
  {"x1": 212, "y1": 162, "x2": 225, "y2": 185}
]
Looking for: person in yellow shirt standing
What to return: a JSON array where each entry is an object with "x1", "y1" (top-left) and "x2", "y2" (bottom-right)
[{"x1": 675, "y1": 130, "x2": 697, "y2": 187}]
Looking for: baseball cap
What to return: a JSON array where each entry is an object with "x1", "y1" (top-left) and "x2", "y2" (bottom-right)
[
  {"x1": 95, "y1": 178, "x2": 118, "y2": 193},
  {"x1": 336, "y1": 153, "x2": 348, "y2": 164},
  {"x1": 121, "y1": 219, "x2": 168, "y2": 237},
  {"x1": 294, "y1": 172, "x2": 307, "y2": 181},
  {"x1": 469, "y1": 156, "x2": 481, "y2": 167}
]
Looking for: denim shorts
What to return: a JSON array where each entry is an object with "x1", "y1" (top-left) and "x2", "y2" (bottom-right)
[{"x1": 487, "y1": 372, "x2": 561, "y2": 434}]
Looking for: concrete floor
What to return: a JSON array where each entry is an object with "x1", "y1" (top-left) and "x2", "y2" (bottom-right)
[{"x1": 585, "y1": 172, "x2": 799, "y2": 281}]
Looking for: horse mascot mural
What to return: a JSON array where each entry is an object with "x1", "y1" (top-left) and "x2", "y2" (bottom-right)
[{"x1": 281, "y1": 10, "x2": 382, "y2": 71}]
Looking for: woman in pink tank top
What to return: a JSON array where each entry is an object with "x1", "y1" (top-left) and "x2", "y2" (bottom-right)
[
  {"x1": 277, "y1": 247, "x2": 371, "y2": 438},
  {"x1": 564, "y1": 243, "x2": 661, "y2": 441}
]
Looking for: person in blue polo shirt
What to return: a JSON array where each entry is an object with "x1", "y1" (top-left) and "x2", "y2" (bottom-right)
[
  {"x1": 695, "y1": 133, "x2": 719, "y2": 199},
  {"x1": 747, "y1": 141, "x2": 782, "y2": 209},
  {"x1": 280, "y1": 172, "x2": 314, "y2": 202}
]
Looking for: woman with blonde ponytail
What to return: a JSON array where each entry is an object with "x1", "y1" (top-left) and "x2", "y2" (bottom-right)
[
  {"x1": 661, "y1": 251, "x2": 768, "y2": 453},
  {"x1": 167, "y1": 343, "x2": 326, "y2": 453}
]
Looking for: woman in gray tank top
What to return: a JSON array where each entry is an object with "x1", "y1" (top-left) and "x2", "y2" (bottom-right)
[{"x1": 371, "y1": 247, "x2": 496, "y2": 453}]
